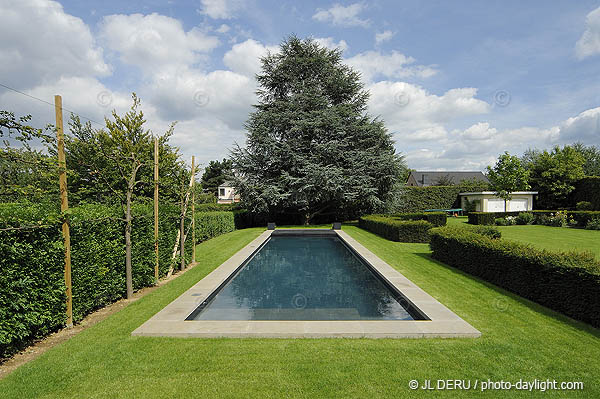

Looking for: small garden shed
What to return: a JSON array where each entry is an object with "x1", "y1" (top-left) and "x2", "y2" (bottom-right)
[{"x1": 460, "y1": 191, "x2": 538, "y2": 212}]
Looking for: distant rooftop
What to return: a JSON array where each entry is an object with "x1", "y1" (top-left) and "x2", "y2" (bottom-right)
[{"x1": 406, "y1": 171, "x2": 489, "y2": 187}]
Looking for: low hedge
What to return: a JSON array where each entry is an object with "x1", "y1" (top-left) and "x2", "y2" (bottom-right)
[
  {"x1": 359, "y1": 215, "x2": 433, "y2": 243},
  {"x1": 0, "y1": 202, "x2": 240, "y2": 359},
  {"x1": 429, "y1": 226, "x2": 600, "y2": 328},
  {"x1": 390, "y1": 211, "x2": 447, "y2": 227},
  {"x1": 468, "y1": 210, "x2": 600, "y2": 227}
]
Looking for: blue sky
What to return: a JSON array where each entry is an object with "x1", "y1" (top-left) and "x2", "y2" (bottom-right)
[{"x1": 1, "y1": 0, "x2": 599, "y2": 171}]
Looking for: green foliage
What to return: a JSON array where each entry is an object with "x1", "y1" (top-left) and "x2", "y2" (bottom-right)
[
  {"x1": 429, "y1": 226, "x2": 600, "y2": 328},
  {"x1": 0, "y1": 201, "x2": 250, "y2": 359},
  {"x1": 231, "y1": 36, "x2": 406, "y2": 224},
  {"x1": 586, "y1": 218, "x2": 600, "y2": 230},
  {"x1": 389, "y1": 212, "x2": 447, "y2": 227},
  {"x1": 487, "y1": 152, "x2": 530, "y2": 211},
  {"x1": 359, "y1": 215, "x2": 433, "y2": 243},
  {"x1": 572, "y1": 142, "x2": 600, "y2": 176},
  {"x1": 200, "y1": 159, "x2": 233, "y2": 196},
  {"x1": 494, "y1": 216, "x2": 516, "y2": 226},
  {"x1": 515, "y1": 212, "x2": 534, "y2": 225},
  {"x1": 527, "y1": 145, "x2": 585, "y2": 209},
  {"x1": 195, "y1": 203, "x2": 239, "y2": 212},
  {"x1": 196, "y1": 192, "x2": 217, "y2": 204},
  {"x1": 194, "y1": 211, "x2": 235, "y2": 242},
  {"x1": 389, "y1": 186, "x2": 462, "y2": 213},
  {"x1": 469, "y1": 210, "x2": 600, "y2": 227},
  {"x1": 573, "y1": 177, "x2": 600, "y2": 210},
  {"x1": 577, "y1": 201, "x2": 593, "y2": 211}
]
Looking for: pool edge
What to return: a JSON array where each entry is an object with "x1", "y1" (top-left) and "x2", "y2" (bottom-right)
[{"x1": 132, "y1": 229, "x2": 481, "y2": 339}]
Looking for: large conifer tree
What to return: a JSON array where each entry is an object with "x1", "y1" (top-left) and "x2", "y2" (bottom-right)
[{"x1": 231, "y1": 36, "x2": 405, "y2": 224}]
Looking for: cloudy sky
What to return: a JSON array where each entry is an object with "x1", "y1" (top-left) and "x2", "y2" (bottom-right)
[{"x1": 1, "y1": 0, "x2": 600, "y2": 172}]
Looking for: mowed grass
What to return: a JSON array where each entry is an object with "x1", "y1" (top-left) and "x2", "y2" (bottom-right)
[
  {"x1": 1, "y1": 226, "x2": 598, "y2": 398},
  {"x1": 447, "y1": 216, "x2": 600, "y2": 258}
]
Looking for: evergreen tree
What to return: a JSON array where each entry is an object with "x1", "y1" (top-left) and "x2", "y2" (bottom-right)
[{"x1": 231, "y1": 36, "x2": 405, "y2": 224}]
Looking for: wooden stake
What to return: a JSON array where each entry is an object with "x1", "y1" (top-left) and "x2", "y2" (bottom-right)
[
  {"x1": 191, "y1": 156, "x2": 196, "y2": 264},
  {"x1": 154, "y1": 137, "x2": 159, "y2": 282},
  {"x1": 55, "y1": 95, "x2": 73, "y2": 328},
  {"x1": 180, "y1": 174, "x2": 185, "y2": 271}
]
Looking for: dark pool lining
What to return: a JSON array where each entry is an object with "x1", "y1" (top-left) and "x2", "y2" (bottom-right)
[{"x1": 185, "y1": 229, "x2": 429, "y2": 321}]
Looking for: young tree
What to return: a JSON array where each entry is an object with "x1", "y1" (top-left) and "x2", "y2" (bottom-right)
[
  {"x1": 487, "y1": 152, "x2": 530, "y2": 212},
  {"x1": 200, "y1": 158, "x2": 233, "y2": 196},
  {"x1": 231, "y1": 36, "x2": 405, "y2": 224},
  {"x1": 528, "y1": 145, "x2": 584, "y2": 209},
  {"x1": 65, "y1": 94, "x2": 181, "y2": 298}
]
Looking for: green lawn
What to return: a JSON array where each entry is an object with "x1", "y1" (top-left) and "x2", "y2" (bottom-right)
[
  {"x1": 447, "y1": 216, "x2": 600, "y2": 258},
  {"x1": 1, "y1": 226, "x2": 598, "y2": 398}
]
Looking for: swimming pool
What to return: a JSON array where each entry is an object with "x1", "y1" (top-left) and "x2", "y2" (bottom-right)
[
  {"x1": 132, "y1": 228, "x2": 480, "y2": 338},
  {"x1": 187, "y1": 231, "x2": 426, "y2": 321}
]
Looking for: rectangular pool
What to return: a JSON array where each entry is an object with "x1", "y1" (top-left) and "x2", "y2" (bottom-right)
[{"x1": 186, "y1": 231, "x2": 427, "y2": 321}]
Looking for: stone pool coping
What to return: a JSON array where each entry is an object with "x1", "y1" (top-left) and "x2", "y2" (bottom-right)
[{"x1": 132, "y1": 229, "x2": 481, "y2": 338}]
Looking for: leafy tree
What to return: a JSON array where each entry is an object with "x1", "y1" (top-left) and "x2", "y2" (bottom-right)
[
  {"x1": 572, "y1": 142, "x2": 600, "y2": 176},
  {"x1": 528, "y1": 145, "x2": 584, "y2": 209},
  {"x1": 64, "y1": 94, "x2": 183, "y2": 298},
  {"x1": 457, "y1": 177, "x2": 491, "y2": 192},
  {"x1": 487, "y1": 152, "x2": 530, "y2": 212},
  {"x1": 231, "y1": 36, "x2": 405, "y2": 224},
  {"x1": 200, "y1": 158, "x2": 233, "y2": 196},
  {"x1": 0, "y1": 111, "x2": 56, "y2": 201}
]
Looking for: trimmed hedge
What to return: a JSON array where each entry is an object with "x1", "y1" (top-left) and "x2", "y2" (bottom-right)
[
  {"x1": 194, "y1": 211, "x2": 235, "y2": 242},
  {"x1": 390, "y1": 211, "x2": 447, "y2": 227},
  {"x1": 359, "y1": 215, "x2": 433, "y2": 243},
  {"x1": 393, "y1": 186, "x2": 462, "y2": 213},
  {"x1": 468, "y1": 210, "x2": 600, "y2": 227},
  {"x1": 429, "y1": 226, "x2": 600, "y2": 328},
  {"x1": 0, "y1": 203, "x2": 239, "y2": 359}
]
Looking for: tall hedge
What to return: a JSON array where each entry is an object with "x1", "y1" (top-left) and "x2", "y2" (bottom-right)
[
  {"x1": 429, "y1": 226, "x2": 600, "y2": 327},
  {"x1": 572, "y1": 177, "x2": 600, "y2": 210},
  {"x1": 0, "y1": 203, "x2": 241, "y2": 359},
  {"x1": 392, "y1": 186, "x2": 462, "y2": 213}
]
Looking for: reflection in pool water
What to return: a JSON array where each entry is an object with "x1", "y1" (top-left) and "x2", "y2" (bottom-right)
[{"x1": 190, "y1": 236, "x2": 415, "y2": 320}]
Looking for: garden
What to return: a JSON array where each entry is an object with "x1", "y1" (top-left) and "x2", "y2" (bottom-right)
[{"x1": 1, "y1": 35, "x2": 599, "y2": 398}]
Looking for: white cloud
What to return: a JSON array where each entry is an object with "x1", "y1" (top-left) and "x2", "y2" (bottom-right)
[
  {"x1": 99, "y1": 13, "x2": 219, "y2": 74},
  {"x1": 198, "y1": 0, "x2": 244, "y2": 19},
  {"x1": 223, "y1": 39, "x2": 278, "y2": 77},
  {"x1": 216, "y1": 24, "x2": 230, "y2": 33},
  {"x1": 0, "y1": 0, "x2": 110, "y2": 90},
  {"x1": 312, "y1": 3, "x2": 370, "y2": 27},
  {"x1": 375, "y1": 30, "x2": 394, "y2": 45},
  {"x1": 345, "y1": 51, "x2": 437, "y2": 82},
  {"x1": 557, "y1": 106, "x2": 600, "y2": 142},
  {"x1": 313, "y1": 37, "x2": 349, "y2": 52},
  {"x1": 576, "y1": 7, "x2": 600, "y2": 59}
]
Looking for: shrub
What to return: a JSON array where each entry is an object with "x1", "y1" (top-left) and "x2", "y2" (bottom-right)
[
  {"x1": 195, "y1": 203, "x2": 239, "y2": 212},
  {"x1": 390, "y1": 211, "x2": 447, "y2": 227},
  {"x1": 429, "y1": 226, "x2": 600, "y2": 328},
  {"x1": 194, "y1": 211, "x2": 235, "y2": 242},
  {"x1": 359, "y1": 215, "x2": 433, "y2": 243},
  {"x1": 196, "y1": 193, "x2": 217, "y2": 204},
  {"x1": 0, "y1": 202, "x2": 241, "y2": 359},
  {"x1": 573, "y1": 177, "x2": 600, "y2": 210},
  {"x1": 468, "y1": 212, "x2": 497, "y2": 225},
  {"x1": 516, "y1": 212, "x2": 534, "y2": 225},
  {"x1": 391, "y1": 186, "x2": 462, "y2": 213},
  {"x1": 577, "y1": 201, "x2": 594, "y2": 211},
  {"x1": 586, "y1": 218, "x2": 600, "y2": 230},
  {"x1": 495, "y1": 217, "x2": 513, "y2": 226}
]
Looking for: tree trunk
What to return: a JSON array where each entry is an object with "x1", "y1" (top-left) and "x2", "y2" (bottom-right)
[
  {"x1": 304, "y1": 212, "x2": 310, "y2": 226},
  {"x1": 125, "y1": 189, "x2": 133, "y2": 299},
  {"x1": 504, "y1": 199, "x2": 507, "y2": 212}
]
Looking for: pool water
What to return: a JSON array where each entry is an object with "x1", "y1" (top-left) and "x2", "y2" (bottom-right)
[{"x1": 187, "y1": 235, "x2": 418, "y2": 321}]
